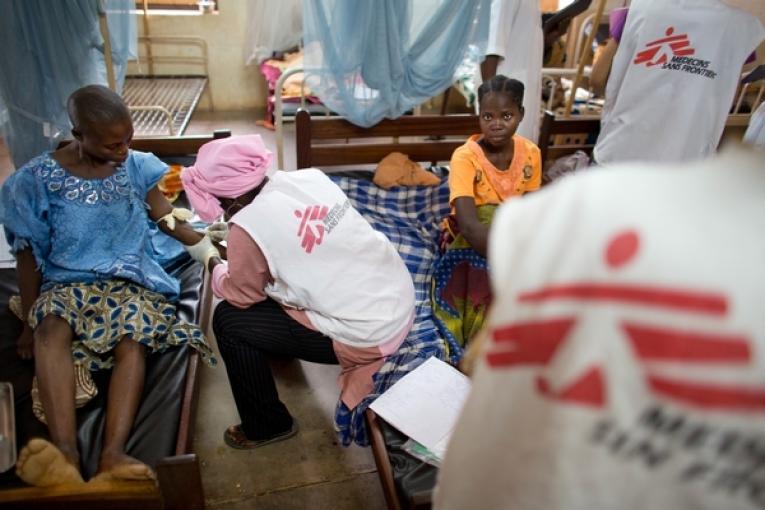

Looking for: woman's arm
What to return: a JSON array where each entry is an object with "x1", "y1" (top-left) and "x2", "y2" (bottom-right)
[
  {"x1": 454, "y1": 197, "x2": 490, "y2": 258},
  {"x1": 145, "y1": 186, "x2": 205, "y2": 246},
  {"x1": 590, "y1": 38, "x2": 619, "y2": 95},
  {"x1": 16, "y1": 247, "x2": 41, "y2": 359},
  {"x1": 207, "y1": 225, "x2": 271, "y2": 308},
  {"x1": 481, "y1": 55, "x2": 501, "y2": 82}
]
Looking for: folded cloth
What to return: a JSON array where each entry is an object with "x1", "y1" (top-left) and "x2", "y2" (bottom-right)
[
  {"x1": 373, "y1": 152, "x2": 441, "y2": 189},
  {"x1": 158, "y1": 164, "x2": 184, "y2": 202}
]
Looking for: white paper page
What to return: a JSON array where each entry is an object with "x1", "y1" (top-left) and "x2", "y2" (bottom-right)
[
  {"x1": 370, "y1": 357, "x2": 471, "y2": 459},
  {"x1": 0, "y1": 227, "x2": 14, "y2": 269}
]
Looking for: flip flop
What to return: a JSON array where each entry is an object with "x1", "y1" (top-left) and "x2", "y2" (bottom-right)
[{"x1": 223, "y1": 421, "x2": 299, "y2": 450}]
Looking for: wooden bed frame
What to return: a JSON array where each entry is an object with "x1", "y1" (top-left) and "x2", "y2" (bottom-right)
[
  {"x1": 296, "y1": 108, "x2": 602, "y2": 171},
  {"x1": 0, "y1": 131, "x2": 229, "y2": 510},
  {"x1": 538, "y1": 110, "x2": 601, "y2": 164},
  {"x1": 295, "y1": 110, "x2": 479, "y2": 169},
  {"x1": 295, "y1": 110, "x2": 605, "y2": 510}
]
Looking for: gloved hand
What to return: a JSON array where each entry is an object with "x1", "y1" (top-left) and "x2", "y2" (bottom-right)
[
  {"x1": 207, "y1": 222, "x2": 229, "y2": 243},
  {"x1": 185, "y1": 235, "x2": 220, "y2": 267}
]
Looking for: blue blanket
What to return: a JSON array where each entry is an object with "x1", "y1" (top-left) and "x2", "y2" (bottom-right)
[{"x1": 331, "y1": 172, "x2": 455, "y2": 446}]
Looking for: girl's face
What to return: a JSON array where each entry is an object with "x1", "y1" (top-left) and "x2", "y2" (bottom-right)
[
  {"x1": 479, "y1": 92, "x2": 524, "y2": 149},
  {"x1": 76, "y1": 118, "x2": 134, "y2": 165}
]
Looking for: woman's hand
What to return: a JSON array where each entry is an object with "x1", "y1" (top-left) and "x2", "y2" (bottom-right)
[
  {"x1": 207, "y1": 222, "x2": 229, "y2": 242},
  {"x1": 185, "y1": 235, "x2": 220, "y2": 268}
]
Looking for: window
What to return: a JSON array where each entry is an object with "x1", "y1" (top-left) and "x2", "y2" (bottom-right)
[{"x1": 134, "y1": 0, "x2": 217, "y2": 14}]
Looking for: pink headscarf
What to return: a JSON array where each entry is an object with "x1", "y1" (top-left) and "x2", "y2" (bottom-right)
[{"x1": 181, "y1": 135, "x2": 273, "y2": 222}]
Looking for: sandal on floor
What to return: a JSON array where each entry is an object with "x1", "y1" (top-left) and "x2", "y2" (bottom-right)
[{"x1": 223, "y1": 421, "x2": 299, "y2": 450}]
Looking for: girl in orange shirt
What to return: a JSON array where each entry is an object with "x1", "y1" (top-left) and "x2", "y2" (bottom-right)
[{"x1": 433, "y1": 75, "x2": 541, "y2": 357}]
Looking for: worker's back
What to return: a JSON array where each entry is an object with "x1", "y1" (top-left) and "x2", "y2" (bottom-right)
[{"x1": 435, "y1": 146, "x2": 765, "y2": 510}]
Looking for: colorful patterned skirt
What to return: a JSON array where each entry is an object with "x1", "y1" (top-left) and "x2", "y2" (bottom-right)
[
  {"x1": 28, "y1": 279, "x2": 216, "y2": 422},
  {"x1": 431, "y1": 205, "x2": 496, "y2": 360}
]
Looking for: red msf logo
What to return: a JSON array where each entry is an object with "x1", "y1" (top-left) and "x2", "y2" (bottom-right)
[
  {"x1": 634, "y1": 26, "x2": 695, "y2": 67},
  {"x1": 486, "y1": 230, "x2": 765, "y2": 412},
  {"x1": 294, "y1": 205, "x2": 328, "y2": 254}
]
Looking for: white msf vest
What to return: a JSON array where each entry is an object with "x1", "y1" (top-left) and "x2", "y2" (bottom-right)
[
  {"x1": 435, "y1": 147, "x2": 765, "y2": 510},
  {"x1": 232, "y1": 169, "x2": 415, "y2": 347},
  {"x1": 594, "y1": 0, "x2": 764, "y2": 164}
]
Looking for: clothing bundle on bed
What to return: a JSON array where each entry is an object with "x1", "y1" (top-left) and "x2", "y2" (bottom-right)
[{"x1": 330, "y1": 170, "x2": 454, "y2": 446}]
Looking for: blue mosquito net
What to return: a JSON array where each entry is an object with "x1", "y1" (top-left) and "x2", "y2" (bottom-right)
[
  {"x1": 302, "y1": 0, "x2": 490, "y2": 127},
  {"x1": 0, "y1": 0, "x2": 135, "y2": 167}
]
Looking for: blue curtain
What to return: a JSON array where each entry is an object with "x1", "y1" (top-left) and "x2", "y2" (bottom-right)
[
  {"x1": 99, "y1": 0, "x2": 138, "y2": 92},
  {"x1": 303, "y1": 0, "x2": 491, "y2": 127},
  {"x1": 0, "y1": 0, "x2": 134, "y2": 167}
]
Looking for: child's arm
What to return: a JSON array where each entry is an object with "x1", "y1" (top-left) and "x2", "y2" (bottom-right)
[
  {"x1": 16, "y1": 247, "x2": 41, "y2": 359},
  {"x1": 454, "y1": 197, "x2": 490, "y2": 258}
]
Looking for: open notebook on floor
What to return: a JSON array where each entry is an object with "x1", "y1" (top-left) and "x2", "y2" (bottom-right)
[{"x1": 369, "y1": 356, "x2": 471, "y2": 461}]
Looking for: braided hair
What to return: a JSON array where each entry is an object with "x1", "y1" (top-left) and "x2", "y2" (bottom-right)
[{"x1": 477, "y1": 75, "x2": 524, "y2": 110}]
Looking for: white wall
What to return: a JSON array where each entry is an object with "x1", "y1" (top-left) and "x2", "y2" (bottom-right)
[{"x1": 129, "y1": 0, "x2": 267, "y2": 111}]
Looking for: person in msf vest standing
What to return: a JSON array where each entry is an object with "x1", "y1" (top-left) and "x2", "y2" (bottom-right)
[
  {"x1": 592, "y1": 0, "x2": 764, "y2": 165},
  {"x1": 181, "y1": 135, "x2": 415, "y2": 448}
]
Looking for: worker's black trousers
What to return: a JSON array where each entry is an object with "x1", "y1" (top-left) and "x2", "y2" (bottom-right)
[{"x1": 213, "y1": 298, "x2": 338, "y2": 440}]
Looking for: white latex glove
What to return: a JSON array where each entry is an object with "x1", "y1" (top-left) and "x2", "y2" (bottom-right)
[
  {"x1": 185, "y1": 235, "x2": 220, "y2": 267},
  {"x1": 207, "y1": 222, "x2": 229, "y2": 243}
]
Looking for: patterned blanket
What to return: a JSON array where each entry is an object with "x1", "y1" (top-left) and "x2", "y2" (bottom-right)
[{"x1": 330, "y1": 171, "x2": 453, "y2": 446}]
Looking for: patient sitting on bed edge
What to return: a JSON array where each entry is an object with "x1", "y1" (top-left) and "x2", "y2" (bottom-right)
[
  {"x1": 0, "y1": 85, "x2": 216, "y2": 487},
  {"x1": 431, "y1": 75, "x2": 542, "y2": 359}
]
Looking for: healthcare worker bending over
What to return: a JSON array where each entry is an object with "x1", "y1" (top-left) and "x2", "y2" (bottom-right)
[
  {"x1": 435, "y1": 139, "x2": 765, "y2": 510},
  {"x1": 182, "y1": 136, "x2": 415, "y2": 449}
]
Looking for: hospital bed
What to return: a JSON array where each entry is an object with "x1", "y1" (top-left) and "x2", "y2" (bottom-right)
[
  {"x1": 294, "y1": 109, "x2": 602, "y2": 509},
  {"x1": 123, "y1": 36, "x2": 212, "y2": 137},
  {"x1": 0, "y1": 131, "x2": 229, "y2": 510},
  {"x1": 260, "y1": 51, "x2": 332, "y2": 128}
]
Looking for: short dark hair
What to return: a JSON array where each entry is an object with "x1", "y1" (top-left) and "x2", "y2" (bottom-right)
[
  {"x1": 67, "y1": 84, "x2": 131, "y2": 133},
  {"x1": 477, "y1": 75, "x2": 524, "y2": 109}
]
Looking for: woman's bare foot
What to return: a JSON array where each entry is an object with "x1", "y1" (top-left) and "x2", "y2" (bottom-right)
[
  {"x1": 92, "y1": 451, "x2": 155, "y2": 482},
  {"x1": 16, "y1": 438, "x2": 83, "y2": 487}
]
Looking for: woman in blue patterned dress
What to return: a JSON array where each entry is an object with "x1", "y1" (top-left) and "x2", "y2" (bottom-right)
[{"x1": 0, "y1": 85, "x2": 216, "y2": 487}]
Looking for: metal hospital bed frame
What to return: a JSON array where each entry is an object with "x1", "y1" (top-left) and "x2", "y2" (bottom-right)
[
  {"x1": 123, "y1": 35, "x2": 213, "y2": 137},
  {"x1": 274, "y1": 66, "x2": 335, "y2": 170}
]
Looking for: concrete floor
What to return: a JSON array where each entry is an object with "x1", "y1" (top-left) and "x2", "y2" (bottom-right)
[{"x1": 186, "y1": 110, "x2": 388, "y2": 509}]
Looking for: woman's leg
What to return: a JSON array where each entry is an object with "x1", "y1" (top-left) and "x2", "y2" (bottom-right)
[
  {"x1": 213, "y1": 298, "x2": 338, "y2": 441},
  {"x1": 15, "y1": 315, "x2": 84, "y2": 486},
  {"x1": 94, "y1": 337, "x2": 154, "y2": 481}
]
